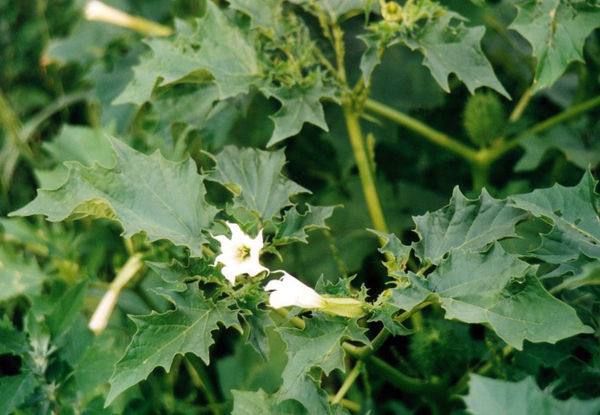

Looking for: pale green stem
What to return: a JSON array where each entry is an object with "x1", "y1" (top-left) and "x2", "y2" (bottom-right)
[
  {"x1": 364, "y1": 99, "x2": 479, "y2": 162},
  {"x1": 330, "y1": 19, "x2": 389, "y2": 234}
]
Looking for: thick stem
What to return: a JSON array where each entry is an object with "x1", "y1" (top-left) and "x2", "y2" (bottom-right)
[
  {"x1": 343, "y1": 107, "x2": 389, "y2": 233},
  {"x1": 331, "y1": 20, "x2": 388, "y2": 234},
  {"x1": 471, "y1": 161, "x2": 490, "y2": 192},
  {"x1": 364, "y1": 99, "x2": 479, "y2": 162}
]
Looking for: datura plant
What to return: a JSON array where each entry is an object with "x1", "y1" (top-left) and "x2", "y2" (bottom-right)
[{"x1": 1, "y1": 0, "x2": 600, "y2": 414}]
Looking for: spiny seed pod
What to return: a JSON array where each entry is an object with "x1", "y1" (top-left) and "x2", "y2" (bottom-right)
[{"x1": 463, "y1": 92, "x2": 506, "y2": 147}]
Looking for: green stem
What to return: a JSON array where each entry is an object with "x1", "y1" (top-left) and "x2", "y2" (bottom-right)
[
  {"x1": 471, "y1": 161, "x2": 490, "y2": 192},
  {"x1": 509, "y1": 87, "x2": 534, "y2": 123},
  {"x1": 366, "y1": 355, "x2": 432, "y2": 393},
  {"x1": 364, "y1": 99, "x2": 479, "y2": 162},
  {"x1": 331, "y1": 361, "x2": 364, "y2": 405},
  {"x1": 486, "y1": 94, "x2": 600, "y2": 162},
  {"x1": 331, "y1": 19, "x2": 388, "y2": 234},
  {"x1": 343, "y1": 107, "x2": 389, "y2": 232}
]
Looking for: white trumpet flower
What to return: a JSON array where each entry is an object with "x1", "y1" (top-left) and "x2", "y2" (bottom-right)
[
  {"x1": 214, "y1": 222, "x2": 268, "y2": 284},
  {"x1": 265, "y1": 271, "x2": 366, "y2": 318},
  {"x1": 265, "y1": 271, "x2": 326, "y2": 309}
]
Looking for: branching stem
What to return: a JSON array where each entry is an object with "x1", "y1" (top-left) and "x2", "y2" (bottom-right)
[{"x1": 364, "y1": 99, "x2": 479, "y2": 162}]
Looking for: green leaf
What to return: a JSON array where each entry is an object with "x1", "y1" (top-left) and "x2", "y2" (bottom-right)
[
  {"x1": 276, "y1": 318, "x2": 368, "y2": 413},
  {"x1": 37, "y1": 124, "x2": 115, "y2": 188},
  {"x1": 228, "y1": 0, "x2": 282, "y2": 31},
  {"x1": 289, "y1": 0, "x2": 370, "y2": 22},
  {"x1": 0, "y1": 247, "x2": 46, "y2": 302},
  {"x1": 231, "y1": 389, "x2": 277, "y2": 415},
  {"x1": 509, "y1": 0, "x2": 600, "y2": 92},
  {"x1": 274, "y1": 205, "x2": 336, "y2": 245},
  {"x1": 106, "y1": 288, "x2": 239, "y2": 405},
  {"x1": 552, "y1": 261, "x2": 600, "y2": 292},
  {"x1": 147, "y1": 259, "x2": 218, "y2": 292},
  {"x1": 208, "y1": 146, "x2": 309, "y2": 221},
  {"x1": 44, "y1": 124, "x2": 115, "y2": 166},
  {"x1": 141, "y1": 84, "x2": 221, "y2": 150},
  {"x1": 47, "y1": 21, "x2": 127, "y2": 66},
  {"x1": 370, "y1": 230, "x2": 412, "y2": 273},
  {"x1": 11, "y1": 138, "x2": 218, "y2": 257},
  {"x1": 0, "y1": 319, "x2": 28, "y2": 355},
  {"x1": 359, "y1": 31, "x2": 387, "y2": 84},
  {"x1": 368, "y1": 302, "x2": 413, "y2": 336},
  {"x1": 262, "y1": 76, "x2": 336, "y2": 146},
  {"x1": 413, "y1": 188, "x2": 526, "y2": 265},
  {"x1": 47, "y1": 280, "x2": 88, "y2": 339},
  {"x1": 0, "y1": 372, "x2": 36, "y2": 415},
  {"x1": 73, "y1": 331, "x2": 130, "y2": 398},
  {"x1": 509, "y1": 170, "x2": 600, "y2": 263},
  {"x1": 515, "y1": 124, "x2": 600, "y2": 172},
  {"x1": 232, "y1": 389, "x2": 305, "y2": 415},
  {"x1": 464, "y1": 374, "x2": 600, "y2": 415},
  {"x1": 389, "y1": 245, "x2": 592, "y2": 349},
  {"x1": 403, "y1": 14, "x2": 509, "y2": 98},
  {"x1": 114, "y1": 2, "x2": 260, "y2": 105}
]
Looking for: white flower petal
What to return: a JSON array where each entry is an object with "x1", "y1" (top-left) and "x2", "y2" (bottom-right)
[
  {"x1": 269, "y1": 289, "x2": 295, "y2": 309},
  {"x1": 265, "y1": 279, "x2": 284, "y2": 292},
  {"x1": 264, "y1": 272, "x2": 325, "y2": 309},
  {"x1": 214, "y1": 222, "x2": 266, "y2": 283},
  {"x1": 220, "y1": 265, "x2": 239, "y2": 285}
]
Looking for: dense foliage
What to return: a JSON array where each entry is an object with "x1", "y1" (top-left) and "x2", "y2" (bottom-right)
[{"x1": 1, "y1": 1, "x2": 599, "y2": 414}]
